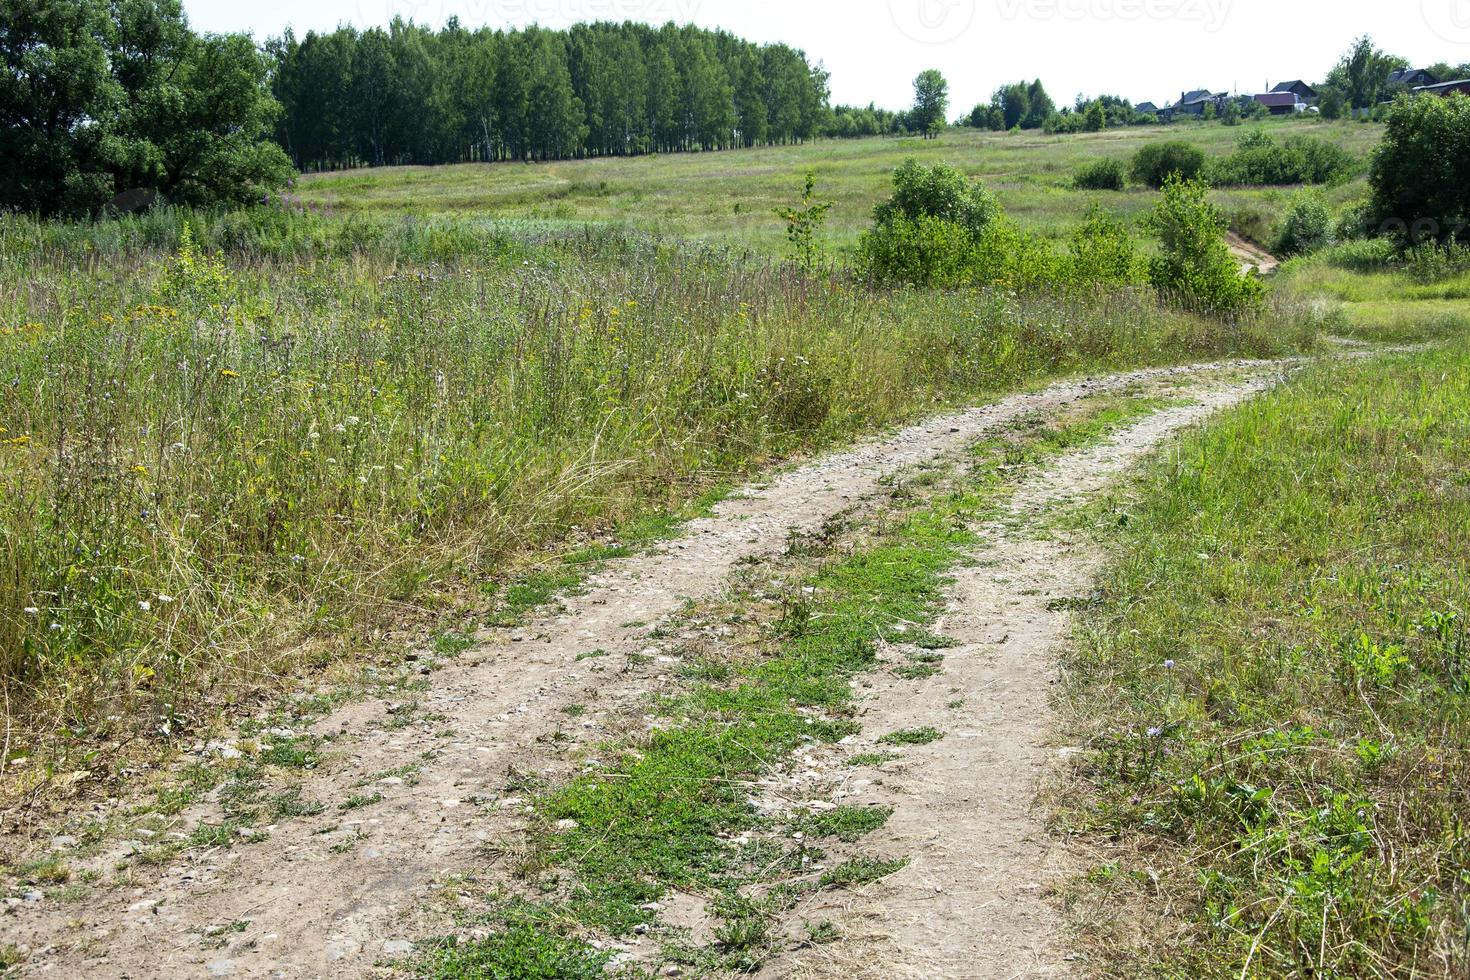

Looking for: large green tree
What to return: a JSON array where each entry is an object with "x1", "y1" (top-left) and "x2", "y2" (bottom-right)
[
  {"x1": 1023, "y1": 79, "x2": 1054, "y2": 128},
  {"x1": 1370, "y1": 93, "x2": 1470, "y2": 245},
  {"x1": 1321, "y1": 35, "x2": 1407, "y2": 111},
  {"x1": 0, "y1": 0, "x2": 291, "y2": 215},
  {"x1": 984, "y1": 80, "x2": 1054, "y2": 131},
  {"x1": 911, "y1": 69, "x2": 948, "y2": 138},
  {"x1": 0, "y1": 0, "x2": 118, "y2": 213}
]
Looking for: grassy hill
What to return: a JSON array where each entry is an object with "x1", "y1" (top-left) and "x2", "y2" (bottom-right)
[{"x1": 294, "y1": 119, "x2": 1385, "y2": 254}]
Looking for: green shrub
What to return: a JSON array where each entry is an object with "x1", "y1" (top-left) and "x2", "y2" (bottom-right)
[
  {"x1": 774, "y1": 171, "x2": 833, "y2": 271},
  {"x1": 1274, "y1": 191, "x2": 1335, "y2": 256},
  {"x1": 859, "y1": 160, "x2": 1061, "y2": 289},
  {"x1": 1206, "y1": 132, "x2": 1356, "y2": 186},
  {"x1": 861, "y1": 163, "x2": 1148, "y2": 291},
  {"x1": 1147, "y1": 176, "x2": 1265, "y2": 315},
  {"x1": 1130, "y1": 141, "x2": 1206, "y2": 188},
  {"x1": 856, "y1": 212, "x2": 984, "y2": 288},
  {"x1": 1069, "y1": 207, "x2": 1143, "y2": 285},
  {"x1": 871, "y1": 159, "x2": 1000, "y2": 237},
  {"x1": 856, "y1": 212, "x2": 1070, "y2": 290},
  {"x1": 1073, "y1": 158, "x2": 1127, "y2": 191},
  {"x1": 1402, "y1": 243, "x2": 1470, "y2": 283},
  {"x1": 1334, "y1": 199, "x2": 1376, "y2": 241},
  {"x1": 1369, "y1": 92, "x2": 1470, "y2": 246}
]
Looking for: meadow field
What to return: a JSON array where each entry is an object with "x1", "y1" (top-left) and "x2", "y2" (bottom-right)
[
  {"x1": 6, "y1": 109, "x2": 1470, "y2": 979},
  {"x1": 294, "y1": 117, "x2": 1384, "y2": 253},
  {"x1": 0, "y1": 193, "x2": 1316, "y2": 753}
]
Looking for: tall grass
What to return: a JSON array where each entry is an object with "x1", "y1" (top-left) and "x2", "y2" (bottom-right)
[
  {"x1": 1062, "y1": 345, "x2": 1470, "y2": 976},
  {"x1": 0, "y1": 209, "x2": 1315, "y2": 748}
]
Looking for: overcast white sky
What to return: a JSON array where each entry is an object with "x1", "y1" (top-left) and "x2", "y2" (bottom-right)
[{"x1": 183, "y1": 0, "x2": 1470, "y2": 109}]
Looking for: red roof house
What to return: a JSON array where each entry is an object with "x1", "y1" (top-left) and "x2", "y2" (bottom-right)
[{"x1": 1253, "y1": 92, "x2": 1304, "y2": 115}]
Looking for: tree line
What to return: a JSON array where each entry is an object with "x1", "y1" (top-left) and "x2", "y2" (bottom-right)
[{"x1": 268, "y1": 19, "x2": 833, "y2": 170}]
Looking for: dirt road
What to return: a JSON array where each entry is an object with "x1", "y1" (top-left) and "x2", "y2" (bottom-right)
[
  {"x1": 3, "y1": 362, "x2": 1284, "y2": 979},
  {"x1": 769, "y1": 380, "x2": 1273, "y2": 980}
]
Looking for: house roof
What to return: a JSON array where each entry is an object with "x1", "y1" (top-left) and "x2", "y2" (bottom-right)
[
  {"x1": 1390, "y1": 68, "x2": 1437, "y2": 85},
  {"x1": 1271, "y1": 80, "x2": 1316, "y2": 94},
  {"x1": 1415, "y1": 79, "x2": 1470, "y2": 95},
  {"x1": 1254, "y1": 93, "x2": 1300, "y2": 107},
  {"x1": 1181, "y1": 89, "x2": 1215, "y2": 104},
  {"x1": 1135, "y1": 101, "x2": 1159, "y2": 112}
]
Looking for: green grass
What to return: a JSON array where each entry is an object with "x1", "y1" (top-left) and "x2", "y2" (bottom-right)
[
  {"x1": 531, "y1": 513, "x2": 965, "y2": 933},
  {"x1": 1277, "y1": 239, "x2": 1470, "y2": 344},
  {"x1": 878, "y1": 727, "x2": 945, "y2": 746},
  {"x1": 799, "y1": 805, "x2": 895, "y2": 843},
  {"x1": 294, "y1": 121, "x2": 1382, "y2": 256},
  {"x1": 0, "y1": 207, "x2": 1313, "y2": 760},
  {"x1": 1061, "y1": 344, "x2": 1470, "y2": 976},
  {"x1": 818, "y1": 856, "x2": 910, "y2": 888},
  {"x1": 422, "y1": 483, "x2": 970, "y2": 969},
  {"x1": 339, "y1": 792, "x2": 382, "y2": 812},
  {"x1": 486, "y1": 568, "x2": 586, "y2": 627},
  {"x1": 415, "y1": 926, "x2": 611, "y2": 980}
]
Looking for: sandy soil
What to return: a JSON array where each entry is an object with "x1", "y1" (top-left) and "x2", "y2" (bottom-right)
[{"x1": 1226, "y1": 232, "x2": 1281, "y2": 276}]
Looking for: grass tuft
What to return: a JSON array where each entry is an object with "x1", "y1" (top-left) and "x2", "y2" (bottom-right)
[{"x1": 878, "y1": 727, "x2": 945, "y2": 746}]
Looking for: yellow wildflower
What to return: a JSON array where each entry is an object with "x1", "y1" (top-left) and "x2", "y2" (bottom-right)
[{"x1": 220, "y1": 369, "x2": 240, "y2": 379}]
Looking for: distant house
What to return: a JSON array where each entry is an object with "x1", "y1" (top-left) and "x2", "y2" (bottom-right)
[
  {"x1": 1175, "y1": 89, "x2": 1226, "y2": 116},
  {"x1": 1415, "y1": 79, "x2": 1470, "y2": 97},
  {"x1": 1134, "y1": 101, "x2": 1160, "y2": 115},
  {"x1": 1270, "y1": 80, "x2": 1318, "y2": 104},
  {"x1": 1390, "y1": 68, "x2": 1438, "y2": 88},
  {"x1": 1254, "y1": 92, "x2": 1305, "y2": 115}
]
